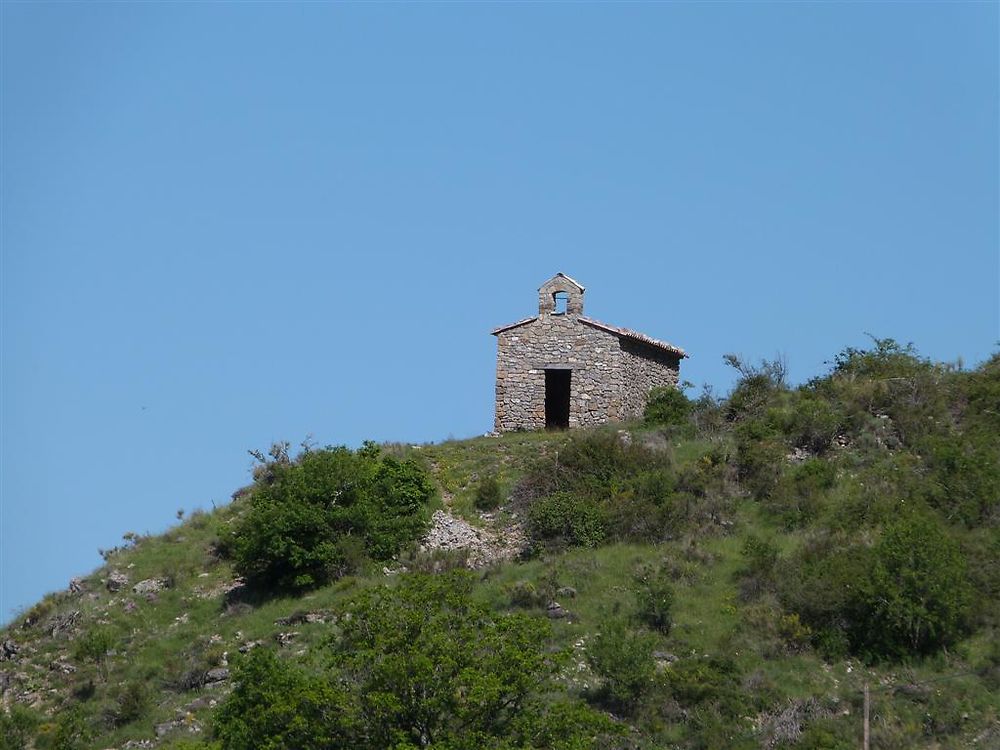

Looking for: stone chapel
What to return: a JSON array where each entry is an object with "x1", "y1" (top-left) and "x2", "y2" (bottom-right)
[{"x1": 491, "y1": 273, "x2": 687, "y2": 432}]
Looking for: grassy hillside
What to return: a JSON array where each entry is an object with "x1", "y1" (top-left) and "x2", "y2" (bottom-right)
[{"x1": 2, "y1": 339, "x2": 998, "y2": 749}]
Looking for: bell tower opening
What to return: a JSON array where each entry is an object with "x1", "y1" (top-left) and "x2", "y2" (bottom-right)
[
  {"x1": 544, "y1": 369, "x2": 571, "y2": 429},
  {"x1": 553, "y1": 292, "x2": 569, "y2": 315}
]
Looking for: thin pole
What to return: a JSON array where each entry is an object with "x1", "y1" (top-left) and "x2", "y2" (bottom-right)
[{"x1": 863, "y1": 682, "x2": 870, "y2": 750}]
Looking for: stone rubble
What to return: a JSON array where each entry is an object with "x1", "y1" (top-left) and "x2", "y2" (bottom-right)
[
  {"x1": 132, "y1": 578, "x2": 167, "y2": 595},
  {"x1": 420, "y1": 510, "x2": 527, "y2": 568}
]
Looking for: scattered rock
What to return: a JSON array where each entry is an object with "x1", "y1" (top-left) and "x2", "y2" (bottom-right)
[
  {"x1": 275, "y1": 632, "x2": 299, "y2": 647},
  {"x1": 546, "y1": 601, "x2": 568, "y2": 619},
  {"x1": 556, "y1": 586, "x2": 577, "y2": 599},
  {"x1": 653, "y1": 651, "x2": 678, "y2": 663},
  {"x1": 204, "y1": 667, "x2": 230, "y2": 683},
  {"x1": 274, "y1": 610, "x2": 332, "y2": 626},
  {"x1": 68, "y1": 577, "x2": 84, "y2": 594},
  {"x1": 122, "y1": 599, "x2": 137, "y2": 613},
  {"x1": 0, "y1": 639, "x2": 19, "y2": 661},
  {"x1": 786, "y1": 447, "x2": 811, "y2": 462},
  {"x1": 106, "y1": 571, "x2": 129, "y2": 592},
  {"x1": 49, "y1": 659, "x2": 76, "y2": 674},
  {"x1": 132, "y1": 578, "x2": 166, "y2": 595},
  {"x1": 48, "y1": 610, "x2": 80, "y2": 637},
  {"x1": 0, "y1": 671, "x2": 12, "y2": 694},
  {"x1": 238, "y1": 640, "x2": 264, "y2": 654},
  {"x1": 184, "y1": 695, "x2": 217, "y2": 712}
]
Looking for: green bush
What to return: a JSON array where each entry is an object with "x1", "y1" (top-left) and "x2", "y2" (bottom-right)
[
  {"x1": 527, "y1": 492, "x2": 607, "y2": 548},
  {"x1": 858, "y1": 514, "x2": 971, "y2": 658},
  {"x1": 0, "y1": 705, "x2": 38, "y2": 750},
  {"x1": 229, "y1": 442, "x2": 432, "y2": 592},
  {"x1": 766, "y1": 458, "x2": 836, "y2": 528},
  {"x1": 813, "y1": 337, "x2": 954, "y2": 448},
  {"x1": 587, "y1": 619, "x2": 656, "y2": 712},
  {"x1": 779, "y1": 515, "x2": 972, "y2": 660},
  {"x1": 102, "y1": 681, "x2": 151, "y2": 728},
  {"x1": 474, "y1": 474, "x2": 503, "y2": 511},
  {"x1": 778, "y1": 393, "x2": 844, "y2": 454},
  {"x1": 734, "y1": 419, "x2": 786, "y2": 499},
  {"x1": 214, "y1": 572, "x2": 615, "y2": 750},
  {"x1": 919, "y1": 433, "x2": 1000, "y2": 526},
  {"x1": 634, "y1": 565, "x2": 675, "y2": 633},
  {"x1": 214, "y1": 648, "x2": 342, "y2": 750},
  {"x1": 520, "y1": 430, "x2": 683, "y2": 547},
  {"x1": 643, "y1": 386, "x2": 691, "y2": 427},
  {"x1": 664, "y1": 656, "x2": 746, "y2": 717},
  {"x1": 723, "y1": 354, "x2": 787, "y2": 421},
  {"x1": 73, "y1": 627, "x2": 116, "y2": 681}
]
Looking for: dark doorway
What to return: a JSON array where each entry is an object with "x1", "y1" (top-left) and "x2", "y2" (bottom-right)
[{"x1": 545, "y1": 369, "x2": 571, "y2": 429}]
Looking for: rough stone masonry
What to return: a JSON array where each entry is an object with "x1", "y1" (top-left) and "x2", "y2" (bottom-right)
[{"x1": 491, "y1": 273, "x2": 688, "y2": 433}]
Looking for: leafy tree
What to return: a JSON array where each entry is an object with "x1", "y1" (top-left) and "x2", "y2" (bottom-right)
[
  {"x1": 214, "y1": 649, "x2": 344, "y2": 750},
  {"x1": 229, "y1": 443, "x2": 432, "y2": 592},
  {"x1": 329, "y1": 572, "x2": 612, "y2": 749},
  {"x1": 858, "y1": 514, "x2": 971, "y2": 658},
  {"x1": 213, "y1": 572, "x2": 615, "y2": 750}
]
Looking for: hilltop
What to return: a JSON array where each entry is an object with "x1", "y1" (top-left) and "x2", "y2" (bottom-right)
[{"x1": 2, "y1": 338, "x2": 998, "y2": 750}]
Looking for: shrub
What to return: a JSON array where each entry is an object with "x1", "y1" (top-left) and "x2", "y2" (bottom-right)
[
  {"x1": 778, "y1": 393, "x2": 844, "y2": 454},
  {"x1": 229, "y1": 442, "x2": 432, "y2": 592},
  {"x1": 73, "y1": 627, "x2": 116, "y2": 681},
  {"x1": 527, "y1": 492, "x2": 607, "y2": 548},
  {"x1": 102, "y1": 682, "x2": 151, "y2": 728},
  {"x1": 474, "y1": 474, "x2": 503, "y2": 511},
  {"x1": 664, "y1": 656, "x2": 747, "y2": 717},
  {"x1": 776, "y1": 535, "x2": 872, "y2": 659},
  {"x1": 507, "y1": 580, "x2": 547, "y2": 609},
  {"x1": 0, "y1": 705, "x2": 38, "y2": 750},
  {"x1": 766, "y1": 459, "x2": 836, "y2": 528},
  {"x1": 214, "y1": 649, "x2": 342, "y2": 750},
  {"x1": 919, "y1": 433, "x2": 1000, "y2": 526},
  {"x1": 643, "y1": 386, "x2": 692, "y2": 427},
  {"x1": 734, "y1": 420, "x2": 786, "y2": 499},
  {"x1": 813, "y1": 337, "x2": 954, "y2": 448},
  {"x1": 634, "y1": 565, "x2": 675, "y2": 634},
  {"x1": 723, "y1": 354, "x2": 787, "y2": 421},
  {"x1": 48, "y1": 706, "x2": 93, "y2": 750},
  {"x1": 587, "y1": 619, "x2": 656, "y2": 712},
  {"x1": 857, "y1": 514, "x2": 971, "y2": 658},
  {"x1": 214, "y1": 572, "x2": 616, "y2": 750}
]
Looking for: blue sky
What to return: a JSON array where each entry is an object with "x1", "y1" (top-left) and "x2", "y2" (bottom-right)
[{"x1": 2, "y1": 2, "x2": 997, "y2": 621}]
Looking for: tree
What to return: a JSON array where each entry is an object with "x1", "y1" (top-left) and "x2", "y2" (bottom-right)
[
  {"x1": 212, "y1": 572, "x2": 616, "y2": 750},
  {"x1": 229, "y1": 443, "x2": 432, "y2": 592},
  {"x1": 858, "y1": 514, "x2": 971, "y2": 658}
]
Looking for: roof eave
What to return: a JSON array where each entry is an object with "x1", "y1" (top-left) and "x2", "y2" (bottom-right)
[
  {"x1": 578, "y1": 316, "x2": 688, "y2": 358},
  {"x1": 490, "y1": 317, "x2": 538, "y2": 336}
]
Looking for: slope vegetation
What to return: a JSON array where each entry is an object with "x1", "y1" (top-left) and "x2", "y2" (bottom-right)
[{"x1": 2, "y1": 339, "x2": 999, "y2": 750}]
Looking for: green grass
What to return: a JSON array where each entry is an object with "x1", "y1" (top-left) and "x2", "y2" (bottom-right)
[{"x1": 4, "y1": 421, "x2": 999, "y2": 750}]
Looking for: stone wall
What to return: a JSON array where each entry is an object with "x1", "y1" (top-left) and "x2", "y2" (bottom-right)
[
  {"x1": 619, "y1": 339, "x2": 682, "y2": 420},
  {"x1": 494, "y1": 315, "x2": 627, "y2": 432}
]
